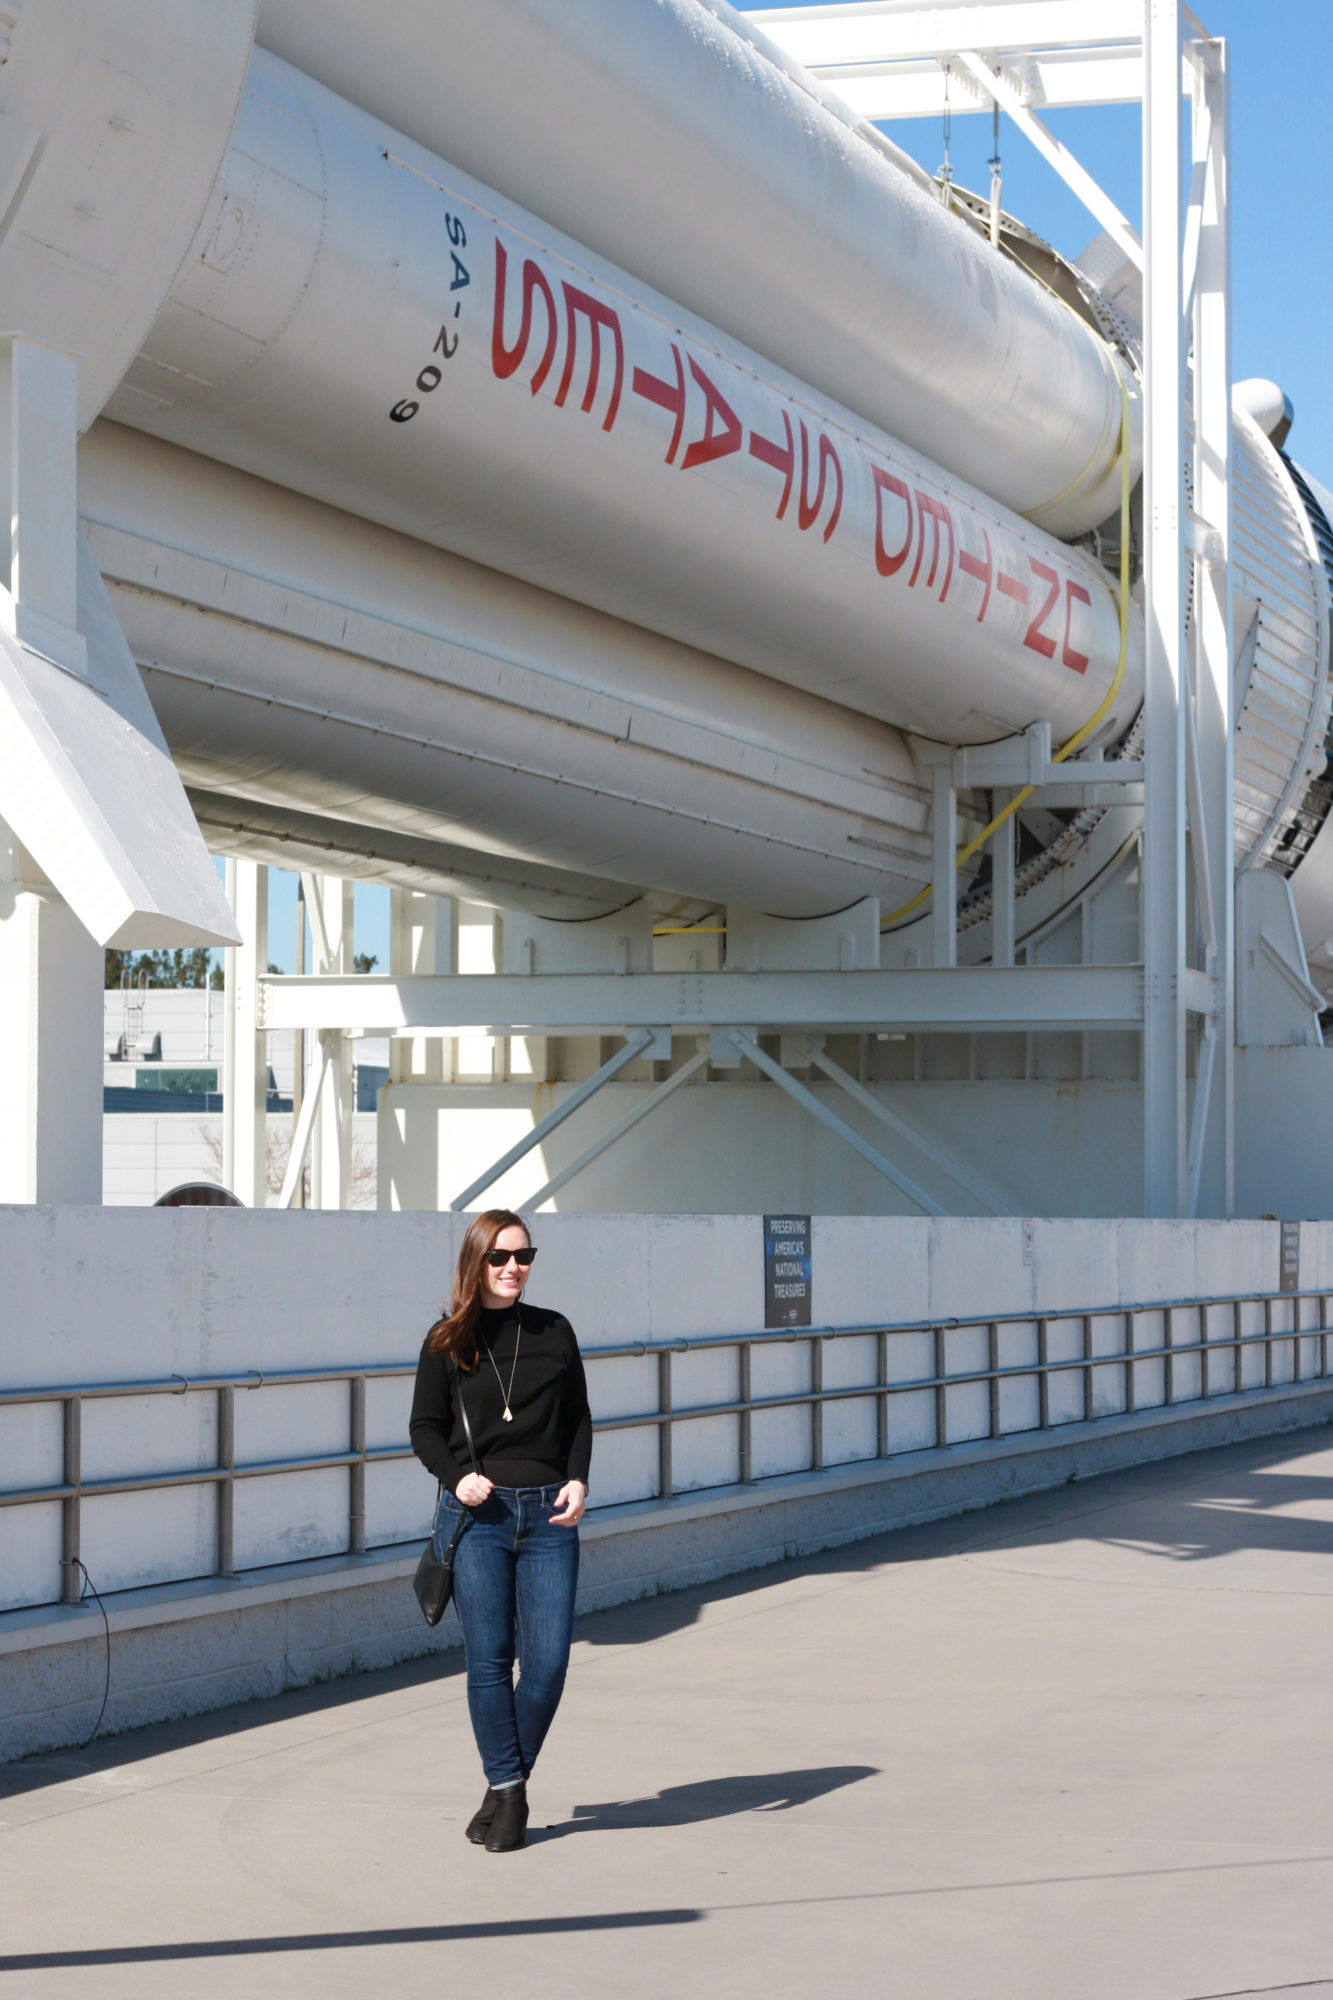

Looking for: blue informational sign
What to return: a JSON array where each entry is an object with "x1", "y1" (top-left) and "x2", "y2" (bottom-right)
[{"x1": 764, "y1": 1213, "x2": 811, "y2": 1328}]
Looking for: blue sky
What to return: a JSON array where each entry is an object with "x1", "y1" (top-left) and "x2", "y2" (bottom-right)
[{"x1": 231, "y1": 4, "x2": 1333, "y2": 977}]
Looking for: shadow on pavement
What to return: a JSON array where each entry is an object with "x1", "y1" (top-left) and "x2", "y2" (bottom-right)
[
  {"x1": 539, "y1": 1763, "x2": 878, "y2": 1839},
  {"x1": 0, "y1": 1909, "x2": 700, "y2": 1973}
]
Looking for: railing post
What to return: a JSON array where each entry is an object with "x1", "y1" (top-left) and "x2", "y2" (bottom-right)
[
  {"x1": 658, "y1": 1349, "x2": 673, "y2": 1500},
  {"x1": 1232, "y1": 1296, "x2": 1243, "y2": 1394},
  {"x1": 1124, "y1": 1309, "x2": 1136, "y2": 1414},
  {"x1": 810, "y1": 1335, "x2": 824, "y2": 1470},
  {"x1": 876, "y1": 1329, "x2": 889, "y2": 1458},
  {"x1": 988, "y1": 1321, "x2": 1000, "y2": 1438},
  {"x1": 61, "y1": 1393, "x2": 81, "y2": 1604},
  {"x1": 1082, "y1": 1313, "x2": 1094, "y2": 1422},
  {"x1": 1164, "y1": 1305, "x2": 1176, "y2": 1405},
  {"x1": 1263, "y1": 1295, "x2": 1273, "y2": 1388},
  {"x1": 933, "y1": 1325, "x2": 947, "y2": 1448},
  {"x1": 738, "y1": 1340, "x2": 753, "y2": 1483},
  {"x1": 216, "y1": 1383, "x2": 236, "y2": 1576},
  {"x1": 349, "y1": 1373, "x2": 366, "y2": 1555},
  {"x1": 1037, "y1": 1317, "x2": 1050, "y2": 1428},
  {"x1": 1199, "y1": 1300, "x2": 1209, "y2": 1399}
]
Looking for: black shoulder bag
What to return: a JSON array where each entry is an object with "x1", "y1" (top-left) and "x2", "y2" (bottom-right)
[{"x1": 412, "y1": 1362, "x2": 480, "y2": 1626}]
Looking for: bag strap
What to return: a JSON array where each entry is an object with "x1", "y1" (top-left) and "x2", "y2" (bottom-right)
[{"x1": 453, "y1": 1358, "x2": 481, "y2": 1476}]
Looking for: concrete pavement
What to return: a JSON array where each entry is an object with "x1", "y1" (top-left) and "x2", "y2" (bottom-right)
[{"x1": 2, "y1": 1427, "x2": 1331, "y2": 2000}]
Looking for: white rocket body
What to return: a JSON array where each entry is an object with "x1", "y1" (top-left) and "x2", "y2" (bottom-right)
[
  {"x1": 0, "y1": 0, "x2": 1329, "y2": 956},
  {"x1": 104, "y1": 51, "x2": 1140, "y2": 753}
]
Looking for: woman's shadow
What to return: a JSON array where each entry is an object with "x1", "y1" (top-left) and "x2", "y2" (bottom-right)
[{"x1": 537, "y1": 1765, "x2": 877, "y2": 1838}]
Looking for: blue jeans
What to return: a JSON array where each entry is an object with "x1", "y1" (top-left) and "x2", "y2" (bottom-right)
[{"x1": 434, "y1": 1483, "x2": 580, "y2": 1788}]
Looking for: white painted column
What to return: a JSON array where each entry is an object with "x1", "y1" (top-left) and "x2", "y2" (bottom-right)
[
  {"x1": 457, "y1": 902, "x2": 502, "y2": 1077},
  {"x1": 381, "y1": 891, "x2": 457, "y2": 1210},
  {"x1": 311, "y1": 876, "x2": 353, "y2": 1209},
  {"x1": 0, "y1": 822, "x2": 102, "y2": 1203},
  {"x1": 1141, "y1": 0, "x2": 1188, "y2": 1216},
  {"x1": 991, "y1": 796, "x2": 1016, "y2": 968},
  {"x1": 931, "y1": 762, "x2": 957, "y2": 970},
  {"x1": 222, "y1": 860, "x2": 267, "y2": 1207},
  {"x1": 0, "y1": 339, "x2": 100, "y2": 1204},
  {"x1": 1188, "y1": 37, "x2": 1235, "y2": 1216}
]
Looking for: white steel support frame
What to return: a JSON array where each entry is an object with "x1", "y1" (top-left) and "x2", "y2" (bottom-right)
[
  {"x1": 759, "y1": 0, "x2": 1235, "y2": 1217},
  {"x1": 221, "y1": 859, "x2": 267, "y2": 1208},
  {"x1": 309, "y1": 874, "x2": 354, "y2": 1211},
  {"x1": 1183, "y1": 26, "x2": 1234, "y2": 1219},
  {"x1": 247, "y1": 6, "x2": 1240, "y2": 1221},
  {"x1": 1143, "y1": 4, "x2": 1233, "y2": 1217},
  {"x1": 1140, "y1": 0, "x2": 1190, "y2": 1217}
]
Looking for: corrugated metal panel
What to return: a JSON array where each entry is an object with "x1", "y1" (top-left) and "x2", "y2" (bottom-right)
[
  {"x1": 1268, "y1": 456, "x2": 1333, "y2": 878},
  {"x1": 1230, "y1": 416, "x2": 1330, "y2": 867}
]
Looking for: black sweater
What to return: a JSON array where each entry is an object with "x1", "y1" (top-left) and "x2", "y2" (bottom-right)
[{"x1": 409, "y1": 1302, "x2": 593, "y2": 1495}]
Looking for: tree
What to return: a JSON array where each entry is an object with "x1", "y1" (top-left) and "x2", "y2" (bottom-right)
[
  {"x1": 105, "y1": 948, "x2": 222, "y2": 989},
  {"x1": 354, "y1": 952, "x2": 379, "y2": 974}
]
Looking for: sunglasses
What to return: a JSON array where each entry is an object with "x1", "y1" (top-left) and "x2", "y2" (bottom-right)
[{"x1": 483, "y1": 1246, "x2": 537, "y2": 1268}]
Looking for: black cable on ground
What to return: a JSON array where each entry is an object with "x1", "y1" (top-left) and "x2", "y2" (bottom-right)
[{"x1": 70, "y1": 1560, "x2": 111, "y2": 1751}]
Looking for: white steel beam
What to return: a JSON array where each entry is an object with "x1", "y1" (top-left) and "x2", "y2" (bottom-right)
[
  {"x1": 819, "y1": 51, "x2": 1144, "y2": 122},
  {"x1": 754, "y1": 3, "x2": 1145, "y2": 68},
  {"x1": 1141, "y1": 0, "x2": 1188, "y2": 1216},
  {"x1": 259, "y1": 965, "x2": 1145, "y2": 1037},
  {"x1": 1186, "y1": 33, "x2": 1234, "y2": 1215},
  {"x1": 222, "y1": 859, "x2": 267, "y2": 1208},
  {"x1": 931, "y1": 762, "x2": 958, "y2": 970},
  {"x1": 278, "y1": 1034, "x2": 330, "y2": 1210},
  {"x1": 991, "y1": 796, "x2": 1017, "y2": 968},
  {"x1": 310, "y1": 876, "x2": 353, "y2": 1210}
]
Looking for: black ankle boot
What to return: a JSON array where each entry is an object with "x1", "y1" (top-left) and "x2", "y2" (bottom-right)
[
  {"x1": 465, "y1": 1787, "x2": 498, "y2": 1845},
  {"x1": 484, "y1": 1782, "x2": 528, "y2": 1852}
]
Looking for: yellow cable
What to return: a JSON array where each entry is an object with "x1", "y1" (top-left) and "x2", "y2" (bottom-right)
[{"x1": 880, "y1": 375, "x2": 1133, "y2": 932}]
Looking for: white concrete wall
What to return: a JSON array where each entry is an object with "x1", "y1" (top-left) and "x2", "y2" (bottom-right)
[
  {"x1": 378, "y1": 1046, "x2": 1333, "y2": 1219},
  {"x1": 102, "y1": 1110, "x2": 378, "y2": 1206},
  {"x1": 2, "y1": 1205, "x2": 1327, "y2": 1617},
  {"x1": 379, "y1": 1077, "x2": 1151, "y2": 1217}
]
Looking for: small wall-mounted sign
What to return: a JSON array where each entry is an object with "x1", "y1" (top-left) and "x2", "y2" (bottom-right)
[
  {"x1": 764, "y1": 1214, "x2": 811, "y2": 1328},
  {"x1": 1279, "y1": 1219, "x2": 1301, "y2": 1293}
]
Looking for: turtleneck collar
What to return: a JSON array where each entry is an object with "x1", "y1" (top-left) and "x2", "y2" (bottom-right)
[{"x1": 478, "y1": 1302, "x2": 522, "y2": 1334}]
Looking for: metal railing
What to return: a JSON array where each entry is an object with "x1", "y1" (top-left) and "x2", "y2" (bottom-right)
[{"x1": 1, "y1": 1287, "x2": 1329, "y2": 1609}]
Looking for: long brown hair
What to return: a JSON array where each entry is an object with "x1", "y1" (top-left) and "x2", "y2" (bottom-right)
[{"x1": 426, "y1": 1209, "x2": 531, "y2": 1368}]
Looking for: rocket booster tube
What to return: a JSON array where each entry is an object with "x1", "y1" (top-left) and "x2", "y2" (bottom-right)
[{"x1": 120, "y1": 51, "x2": 1142, "y2": 749}]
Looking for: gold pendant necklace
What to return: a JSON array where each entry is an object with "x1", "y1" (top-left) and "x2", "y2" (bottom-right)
[{"x1": 483, "y1": 1317, "x2": 522, "y2": 1421}]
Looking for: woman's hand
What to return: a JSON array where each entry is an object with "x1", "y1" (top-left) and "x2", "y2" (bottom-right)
[
  {"x1": 455, "y1": 1472, "x2": 494, "y2": 1508},
  {"x1": 549, "y1": 1480, "x2": 587, "y2": 1526}
]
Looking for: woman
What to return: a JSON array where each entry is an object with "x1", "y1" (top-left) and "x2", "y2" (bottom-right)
[{"x1": 410, "y1": 1208, "x2": 591, "y2": 1854}]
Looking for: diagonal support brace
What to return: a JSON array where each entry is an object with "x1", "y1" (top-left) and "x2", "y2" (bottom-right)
[
  {"x1": 524, "y1": 1047, "x2": 709, "y2": 1210},
  {"x1": 449, "y1": 1026, "x2": 668, "y2": 1210},
  {"x1": 726, "y1": 1030, "x2": 946, "y2": 1216},
  {"x1": 794, "y1": 1039, "x2": 1011, "y2": 1214}
]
